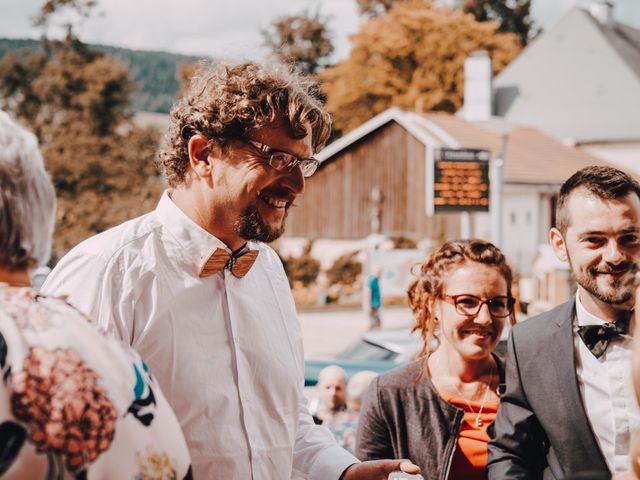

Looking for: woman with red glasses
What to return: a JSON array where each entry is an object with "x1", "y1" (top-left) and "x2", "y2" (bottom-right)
[{"x1": 356, "y1": 239, "x2": 515, "y2": 480}]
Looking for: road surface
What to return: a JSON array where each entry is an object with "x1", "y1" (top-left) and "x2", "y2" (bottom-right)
[{"x1": 299, "y1": 306, "x2": 414, "y2": 360}]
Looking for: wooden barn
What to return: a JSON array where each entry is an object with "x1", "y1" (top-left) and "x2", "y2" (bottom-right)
[{"x1": 286, "y1": 108, "x2": 609, "y2": 274}]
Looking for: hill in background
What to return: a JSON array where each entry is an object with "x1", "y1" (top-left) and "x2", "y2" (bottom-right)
[{"x1": 0, "y1": 38, "x2": 203, "y2": 113}]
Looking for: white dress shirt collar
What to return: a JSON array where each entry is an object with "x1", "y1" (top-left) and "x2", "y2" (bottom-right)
[
  {"x1": 156, "y1": 190, "x2": 255, "y2": 276},
  {"x1": 575, "y1": 291, "x2": 608, "y2": 327}
]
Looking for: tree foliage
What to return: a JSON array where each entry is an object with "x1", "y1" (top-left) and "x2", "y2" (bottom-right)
[
  {"x1": 35, "y1": 0, "x2": 97, "y2": 26},
  {"x1": 262, "y1": 10, "x2": 334, "y2": 75},
  {"x1": 326, "y1": 252, "x2": 362, "y2": 287},
  {"x1": 281, "y1": 241, "x2": 321, "y2": 287},
  {"x1": 357, "y1": 0, "x2": 533, "y2": 44},
  {"x1": 320, "y1": 0, "x2": 521, "y2": 133},
  {"x1": 0, "y1": 38, "x2": 199, "y2": 114},
  {"x1": 462, "y1": 0, "x2": 533, "y2": 45},
  {"x1": 0, "y1": 1, "x2": 164, "y2": 256},
  {"x1": 356, "y1": 0, "x2": 409, "y2": 18}
]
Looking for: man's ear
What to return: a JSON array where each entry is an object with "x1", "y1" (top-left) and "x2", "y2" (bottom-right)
[
  {"x1": 549, "y1": 227, "x2": 568, "y2": 262},
  {"x1": 188, "y1": 134, "x2": 218, "y2": 178}
]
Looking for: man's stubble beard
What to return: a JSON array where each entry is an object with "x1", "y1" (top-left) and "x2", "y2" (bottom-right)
[
  {"x1": 567, "y1": 252, "x2": 635, "y2": 305},
  {"x1": 235, "y1": 203, "x2": 287, "y2": 243}
]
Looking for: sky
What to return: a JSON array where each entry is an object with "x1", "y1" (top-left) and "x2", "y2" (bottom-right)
[{"x1": 1, "y1": 0, "x2": 639, "y2": 61}]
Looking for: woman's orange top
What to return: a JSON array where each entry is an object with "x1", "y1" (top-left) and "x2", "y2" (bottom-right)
[{"x1": 442, "y1": 395, "x2": 500, "y2": 480}]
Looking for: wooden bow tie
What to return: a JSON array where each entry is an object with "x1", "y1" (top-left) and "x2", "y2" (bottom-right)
[{"x1": 199, "y1": 248, "x2": 259, "y2": 278}]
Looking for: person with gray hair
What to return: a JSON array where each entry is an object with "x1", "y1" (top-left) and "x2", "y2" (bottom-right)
[
  {"x1": 0, "y1": 111, "x2": 192, "y2": 479},
  {"x1": 346, "y1": 370, "x2": 379, "y2": 411},
  {"x1": 0, "y1": 111, "x2": 56, "y2": 279},
  {"x1": 43, "y1": 61, "x2": 420, "y2": 479},
  {"x1": 324, "y1": 371, "x2": 379, "y2": 454}
]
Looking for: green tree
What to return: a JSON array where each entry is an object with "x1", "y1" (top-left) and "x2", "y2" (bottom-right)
[
  {"x1": 0, "y1": 0, "x2": 164, "y2": 256},
  {"x1": 320, "y1": 0, "x2": 521, "y2": 133},
  {"x1": 463, "y1": 0, "x2": 533, "y2": 45},
  {"x1": 262, "y1": 10, "x2": 334, "y2": 75}
]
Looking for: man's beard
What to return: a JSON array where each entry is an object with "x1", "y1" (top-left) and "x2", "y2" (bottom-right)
[
  {"x1": 568, "y1": 254, "x2": 635, "y2": 305},
  {"x1": 235, "y1": 203, "x2": 286, "y2": 243}
]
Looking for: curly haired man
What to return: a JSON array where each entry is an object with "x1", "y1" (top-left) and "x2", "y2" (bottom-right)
[{"x1": 43, "y1": 62, "x2": 419, "y2": 480}]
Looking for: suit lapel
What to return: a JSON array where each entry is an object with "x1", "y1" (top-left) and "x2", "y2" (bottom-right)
[{"x1": 550, "y1": 299, "x2": 609, "y2": 471}]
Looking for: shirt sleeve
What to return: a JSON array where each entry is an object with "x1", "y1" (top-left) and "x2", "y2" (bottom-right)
[
  {"x1": 283, "y1": 273, "x2": 358, "y2": 480},
  {"x1": 41, "y1": 249, "x2": 134, "y2": 346},
  {"x1": 292, "y1": 391, "x2": 359, "y2": 480}
]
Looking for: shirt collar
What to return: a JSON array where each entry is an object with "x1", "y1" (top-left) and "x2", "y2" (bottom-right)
[
  {"x1": 155, "y1": 190, "x2": 254, "y2": 275},
  {"x1": 575, "y1": 290, "x2": 608, "y2": 327}
]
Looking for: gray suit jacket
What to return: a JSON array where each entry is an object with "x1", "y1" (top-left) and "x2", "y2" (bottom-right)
[{"x1": 487, "y1": 299, "x2": 610, "y2": 480}]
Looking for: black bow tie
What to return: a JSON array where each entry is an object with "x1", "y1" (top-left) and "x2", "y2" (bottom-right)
[{"x1": 577, "y1": 317, "x2": 630, "y2": 359}]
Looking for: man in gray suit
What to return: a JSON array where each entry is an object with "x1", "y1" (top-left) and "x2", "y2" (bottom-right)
[{"x1": 488, "y1": 166, "x2": 640, "y2": 480}]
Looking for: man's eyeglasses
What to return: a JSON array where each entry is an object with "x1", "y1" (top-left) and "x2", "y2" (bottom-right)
[
  {"x1": 246, "y1": 139, "x2": 319, "y2": 178},
  {"x1": 440, "y1": 294, "x2": 515, "y2": 318}
]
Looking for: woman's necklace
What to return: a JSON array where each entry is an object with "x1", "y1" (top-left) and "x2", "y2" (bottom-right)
[{"x1": 436, "y1": 356, "x2": 496, "y2": 427}]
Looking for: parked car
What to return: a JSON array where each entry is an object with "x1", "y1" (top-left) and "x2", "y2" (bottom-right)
[{"x1": 304, "y1": 328, "x2": 422, "y2": 386}]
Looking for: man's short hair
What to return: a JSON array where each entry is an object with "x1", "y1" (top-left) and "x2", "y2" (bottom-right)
[
  {"x1": 556, "y1": 165, "x2": 640, "y2": 234},
  {"x1": 0, "y1": 110, "x2": 56, "y2": 270},
  {"x1": 159, "y1": 61, "x2": 332, "y2": 187}
]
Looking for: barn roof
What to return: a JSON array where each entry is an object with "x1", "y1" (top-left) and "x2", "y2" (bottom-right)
[{"x1": 319, "y1": 108, "x2": 611, "y2": 185}]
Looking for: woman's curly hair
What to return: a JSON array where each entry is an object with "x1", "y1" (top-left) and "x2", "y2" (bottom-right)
[
  {"x1": 158, "y1": 61, "x2": 332, "y2": 187},
  {"x1": 408, "y1": 239, "x2": 513, "y2": 361}
]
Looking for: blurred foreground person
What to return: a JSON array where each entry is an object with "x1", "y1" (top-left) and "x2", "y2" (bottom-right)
[
  {"x1": 357, "y1": 239, "x2": 513, "y2": 479},
  {"x1": 325, "y1": 370, "x2": 378, "y2": 454},
  {"x1": 0, "y1": 111, "x2": 192, "y2": 479},
  {"x1": 43, "y1": 62, "x2": 419, "y2": 479},
  {"x1": 488, "y1": 166, "x2": 640, "y2": 479},
  {"x1": 631, "y1": 285, "x2": 640, "y2": 479},
  {"x1": 316, "y1": 365, "x2": 348, "y2": 423}
]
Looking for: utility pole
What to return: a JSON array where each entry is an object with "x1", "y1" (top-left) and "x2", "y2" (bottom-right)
[
  {"x1": 370, "y1": 186, "x2": 382, "y2": 235},
  {"x1": 491, "y1": 135, "x2": 508, "y2": 247}
]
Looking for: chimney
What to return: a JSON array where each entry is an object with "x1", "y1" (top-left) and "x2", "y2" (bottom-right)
[
  {"x1": 463, "y1": 50, "x2": 492, "y2": 122},
  {"x1": 589, "y1": 1, "x2": 614, "y2": 27}
]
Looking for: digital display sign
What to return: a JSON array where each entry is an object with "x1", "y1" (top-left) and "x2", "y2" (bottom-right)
[{"x1": 433, "y1": 148, "x2": 490, "y2": 212}]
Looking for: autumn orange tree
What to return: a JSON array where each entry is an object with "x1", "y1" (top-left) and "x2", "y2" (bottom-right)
[
  {"x1": 0, "y1": 0, "x2": 164, "y2": 257},
  {"x1": 320, "y1": 0, "x2": 522, "y2": 134},
  {"x1": 357, "y1": 0, "x2": 532, "y2": 44}
]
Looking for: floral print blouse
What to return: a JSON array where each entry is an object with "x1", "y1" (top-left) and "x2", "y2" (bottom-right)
[{"x1": 0, "y1": 284, "x2": 192, "y2": 479}]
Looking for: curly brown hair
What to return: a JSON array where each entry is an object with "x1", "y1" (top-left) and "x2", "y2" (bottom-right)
[
  {"x1": 158, "y1": 61, "x2": 332, "y2": 187},
  {"x1": 408, "y1": 239, "x2": 513, "y2": 361}
]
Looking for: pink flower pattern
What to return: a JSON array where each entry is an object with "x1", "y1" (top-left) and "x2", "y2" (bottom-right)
[
  {"x1": 0, "y1": 284, "x2": 191, "y2": 478},
  {"x1": 11, "y1": 346, "x2": 118, "y2": 471}
]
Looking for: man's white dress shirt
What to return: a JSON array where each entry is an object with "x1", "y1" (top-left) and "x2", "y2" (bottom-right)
[
  {"x1": 575, "y1": 292, "x2": 640, "y2": 474},
  {"x1": 43, "y1": 191, "x2": 357, "y2": 479}
]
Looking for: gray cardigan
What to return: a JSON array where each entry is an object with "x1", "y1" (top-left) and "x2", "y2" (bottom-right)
[{"x1": 356, "y1": 356, "x2": 505, "y2": 480}]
